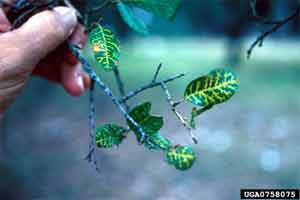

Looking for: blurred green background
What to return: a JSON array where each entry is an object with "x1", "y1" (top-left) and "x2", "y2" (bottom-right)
[{"x1": 1, "y1": 0, "x2": 300, "y2": 199}]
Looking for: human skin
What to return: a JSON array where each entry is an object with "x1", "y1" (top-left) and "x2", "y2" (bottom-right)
[{"x1": 0, "y1": 5, "x2": 90, "y2": 119}]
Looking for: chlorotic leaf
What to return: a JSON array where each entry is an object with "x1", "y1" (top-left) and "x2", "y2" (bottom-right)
[
  {"x1": 88, "y1": 24, "x2": 120, "y2": 71},
  {"x1": 127, "y1": 102, "x2": 163, "y2": 144},
  {"x1": 95, "y1": 124, "x2": 126, "y2": 148},
  {"x1": 117, "y1": 2, "x2": 149, "y2": 35},
  {"x1": 166, "y1": 145, "x2": 196, "y2": 170},
  {"x1": 144, "y1": 132, "x2": 172, "y2": 151},
  {"x1": 184, "y1": 68, "x2": 240, "y2": 109},
  {"x1": 123, "y1": 0, "x2": 182, "y2": 21}
]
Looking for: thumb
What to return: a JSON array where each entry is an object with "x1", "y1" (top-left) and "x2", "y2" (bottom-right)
[
  {"x1": 0, "y1": 7, "x2": 77, "y2": 113},
  {"x1": 14, "y1": 6, "x2": 77, "y2": 67}
]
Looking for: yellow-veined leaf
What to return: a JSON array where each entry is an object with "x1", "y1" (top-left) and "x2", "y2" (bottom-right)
[
  {"x1": 184, "y1": 68, "x2": 240, "y2": 108},
  {"x1": 96, "y1": 124, "x2": 126, "y2": 148},
  {"x1": 88, "y1": 24, "x2": 120, "y2": 72},
  {"x1": 166, "y1": 145, "x2": 196, "y2": 170},
  {"x1": 144, "y1": 132, "x2": 172, "y2": 151}
]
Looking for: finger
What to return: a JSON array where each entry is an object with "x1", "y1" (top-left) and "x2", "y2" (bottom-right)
[
  {"x1": 31, "y1": 42, "x2": 68, "y2": 82},
  {"x1": 32, "y1": 39, "x2": 90, "y2": 91},
  {"x1": 70, "y1": 24, "x2": 86, "y2": 47},
  {"x1": 33, "y1": 52, "x2": 90, "y2": 90},
  {"x1": 82, "y1": 72, "x2": 91, "y2": 89},
  {"x1": 0, "y1": 8, "x2": 11, "y2": 32},
  {"x1": 12, "y1": 6, "x2": 77, "y2": 69},
  {"x1": 61, "y1": 62, "x2": 85, "y2": 96}
]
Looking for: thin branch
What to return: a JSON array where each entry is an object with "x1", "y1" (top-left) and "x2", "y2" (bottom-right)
[
  {"x1": 172, "y1": 99, "x2": 184, "y2": 107},
  {"x1": 152, "y1": 63, "x2": 162, "y2": 83},
  {"x1": 247, "y1": 5, "x2": 300, "y2": 59},
  {"x1": 160, "y1": 82, "x2": 198, "y2": 144},
  {"x1": 68, "y1": 42, "x2": 149, "y2": 143},
  {"x1": 87, "y1": 80, "x2": 95, "y2": 162},
  {"x1": 85, "y1": 80, "x2": 100, "y2": 172},
  {"x1": 113, "y1": 68, "x2": 130, "y2": 111},
  {"x1": 250, "y1": 0, "x2": 283, "y2": 25},
  {"x1": 87, "y1": 0, "x2": 111, "y2": 14},
  {"x1": 119, "y1": 73, "x2": 185, "y2": 103}
]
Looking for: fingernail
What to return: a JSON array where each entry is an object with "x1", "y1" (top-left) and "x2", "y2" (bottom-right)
[
  {"x1": 53, "y1": 7, "x2": 77, "y2": 36},
  {"x1": 70, "y1": 26, "x2": 86, "y2": 48},
  {"x1": 77, "y1": 75, "x2": 84, "y2": 91}
]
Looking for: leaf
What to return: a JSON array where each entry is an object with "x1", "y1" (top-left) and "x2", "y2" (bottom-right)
[
  {"x1": 123, "y1": 0, "x2": 182, "y2": 21},
  {"x1": 95, "y1": 124, "x2": 126, "y2": 148},
  {"x1": 117, "y1": 2, "x2": 149, "y2": 35},
  {"x1": 88, "y1": 24, "x2": 120, "y2": 72},
  {"x1": 184, "y1": 68, "x2": 240, "y2": 109},
  {"x1": 144, "y1": 132, "x2": 172, "y2": 151},
  {"x1": 166, "y1": 145, "x2": 196, "y2": 170},
  {"x1": 127, "y1": 102, "x2": 163, "y2": 143}
]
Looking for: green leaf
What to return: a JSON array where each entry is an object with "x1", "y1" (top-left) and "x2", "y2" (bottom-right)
[
  {"x1": 184, "y1": 68, "x2": 240, "y2": 109},
  {"x1": 144, "y1": 132, "x2": 172, "y2": 151},
  {"x1": 166, "y1": 145, "x2": 196, "y2": 170},
  {"x1": 123, "y1": 0, "x2": 182, "y2": 21},
  {"x1": 117, "y1": 2, "x2": 149, "y2": 35},
  {"x1": 88, "y1": 24, "x2": 120, "y2": 72},
  {"x1": 95, "y1": 124, "x2": 126, "y2": 148},
  {"x1": 127, "y1": 102, "x2": 163, "y2": 143}
]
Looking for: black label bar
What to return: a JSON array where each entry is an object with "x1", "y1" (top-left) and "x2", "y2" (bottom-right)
[{"x1": 241, "y1": 189, "x2": 300, "y2": 199}]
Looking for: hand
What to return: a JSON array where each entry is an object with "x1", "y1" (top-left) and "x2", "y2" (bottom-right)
[{"x1": 0, "y1": 5, "x2": 90, "y2": 115}]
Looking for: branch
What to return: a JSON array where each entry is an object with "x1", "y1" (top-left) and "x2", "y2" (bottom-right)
[
  {"x1": 68, "y1": 42, "x2": 149, "y2": 143},
  {"x1": 119, "y1": 73, "x2": 185, "y2": 103},
  {"x1": 113, "y1": 68, "x2": 130, "y2": 111},
  {"x1": 85, "y1": 80, "x2": 100, "y2": 172},
  {"x1": 160, "y1": 82, "x2": 198, "y2": 144},
  {"x1": 250, "y1": 0, "x2": 289, "y2": 25},
  {"x1": 87, "y1": 0, "x2": 111, "y2": 15},
  {"x1": 247, "y1": 5, "x2": 300, "y2": 59},
  {"x1": 152, "y1": 63, "x2": 162, "y2": 83}
]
